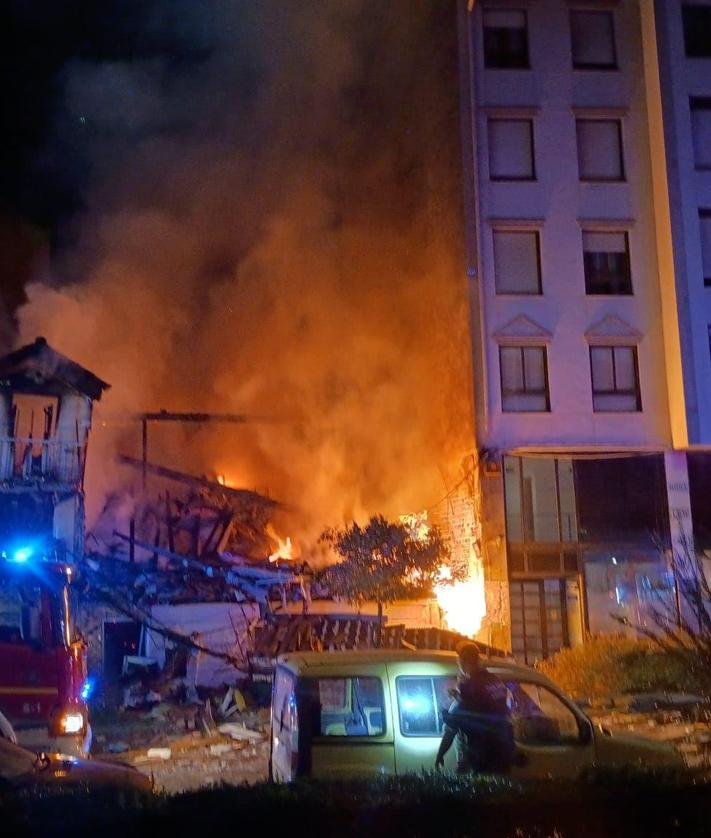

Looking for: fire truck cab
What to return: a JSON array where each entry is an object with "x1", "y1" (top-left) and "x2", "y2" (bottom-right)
[
  {"x1": 0, "y1": 551, "x2": 90, "y2": 755},
  {"x1": 0, "y1": 338, "x2": 109, "y2": 756}
]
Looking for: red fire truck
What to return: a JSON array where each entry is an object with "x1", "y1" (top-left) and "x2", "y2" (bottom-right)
[{"x1": 0, "y1": 547, "x2": 91, "y2": 755}]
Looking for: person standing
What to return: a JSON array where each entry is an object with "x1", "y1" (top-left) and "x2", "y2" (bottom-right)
[{"x1": 435, "y1": 642, "x2": 514, "y2": 773}]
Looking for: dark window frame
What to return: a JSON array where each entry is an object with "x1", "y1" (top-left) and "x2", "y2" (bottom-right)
[
  {"x1": 482, "y1": 7, "x2": 530, "y2": 69},
  {"x1": 576, "y1": 118, "x2": 626, "y2": 183},
  {"x1": 589, "y1": 345, "x2": 641, "y2": 412},
  {"x1": 690, "y1": 98, "x2": 711, "y2": 171},
  {"x1": 582, "y1": 229, "x2": 633, "y2": 295},
  {"x1": 488, "y1": 118, "x2": 537, "y2": 182},
  {"x1": 493, "y1": 228, "x2": 543, "y2": 295},
  {"x1": 700, "y1": 209, "x2": 711, "y2": 286},
  {"x1": 499, "y1": 345, "x2": 550, "y2": 413},
  {"x1": 570, "y1": 9, "x2": 618, "y2": 70},
  {"x1": 682, "y1": 4, "x2": 711, "y2": 58}
]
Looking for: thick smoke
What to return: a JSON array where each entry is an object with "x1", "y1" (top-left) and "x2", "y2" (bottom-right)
[{"x1": 17, "y1": 0, "x2": 474, "y2": 552}]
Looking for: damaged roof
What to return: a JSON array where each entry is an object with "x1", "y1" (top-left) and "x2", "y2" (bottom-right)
[{"x1": 0, "y1": 337, "x2": 110, "y2": 400}]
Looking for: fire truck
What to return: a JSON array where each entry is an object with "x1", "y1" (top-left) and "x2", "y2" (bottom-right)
[
  {"x1": 0, "y1": 544, "x2": 91, "y2": 755},
  {"x1": 0, "y1": 337, "x2": 109, "y2": 755}
]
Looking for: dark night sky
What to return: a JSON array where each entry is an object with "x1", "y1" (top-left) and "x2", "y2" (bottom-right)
[
  {"x1": 2, "y1": 1, "x2": 472, "y2": 539},
  {"x1": 0, "y1": 1, "x2": 228, "y2": 314}
]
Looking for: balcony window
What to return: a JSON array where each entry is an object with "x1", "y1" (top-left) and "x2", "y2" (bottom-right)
[
  {"x1": 590, "y1": 345, "x2": 641, "y2": 412},
  {"x1": 483, "y1": 9, "x2": 529, "y2": 68},
  {"x1": 690, "y1": 98, "x2": 711, "y2": 169},
  {"x1": 488, "y1": 119, "x2": 535, "y2": 180},
  {"x1": 682, "y1": 5, "x2": 711, "y2": 58},
  {"x1": 583, "y1": 231, "x2": 632, "y2": 295},
  {"x1": 570, "y1": 10, "x2": 616, "y2": 69},
  {"x1": 500, "y1": 345, "x2": 549, "y2": 412},
  {"x1": 576, "y1": 119, "x2": 624, "y2": 181},
  {"x1": 493, "y1": 230, "x2": 541, "y2": 294}
]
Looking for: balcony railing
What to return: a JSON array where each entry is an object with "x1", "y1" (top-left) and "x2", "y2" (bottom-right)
[{"x1": 0, "y1": 437, "x2": 84, "y2": 486}]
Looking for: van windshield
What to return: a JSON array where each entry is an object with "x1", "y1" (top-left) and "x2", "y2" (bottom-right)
[{"x1": 310, "y1": 676, "x2": 385, "y2": 737}]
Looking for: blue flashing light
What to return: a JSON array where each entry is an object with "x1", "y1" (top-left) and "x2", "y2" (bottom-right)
[
  {"x1": 10, "y1": 546, "x2": 32, "y2": 563},
  {"x1": 80, "y1": 678, "x2": 95, "y2": 702}
]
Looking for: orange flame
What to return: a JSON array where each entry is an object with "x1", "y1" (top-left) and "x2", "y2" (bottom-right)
[
  {"x1": 268, "y1": 528, "x2": 293, "y2": 563},
  {"x1": 401, "y1": 509, "x2": 486, "y2": 638},
  {"x1": 434, "y1": 565, "x2": 486, "y2": 638}
]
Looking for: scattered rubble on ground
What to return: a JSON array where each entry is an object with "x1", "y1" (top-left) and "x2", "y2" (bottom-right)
[
  {"x1": 587, "y1": 695, "x2": 711, "y2": 767},
  {"x1": 93, "y1": 690, "x2": 272, "y2": 794}
]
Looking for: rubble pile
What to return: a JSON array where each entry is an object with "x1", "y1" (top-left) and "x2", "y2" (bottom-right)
[
  {"x1": 587, "y1": 695, "x2": 711, "y2": 768},
  {"x1": 94, "y1": 686, "x2": 271, "y2": 793}
]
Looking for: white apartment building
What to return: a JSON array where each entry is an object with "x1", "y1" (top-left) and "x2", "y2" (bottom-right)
[{"x1": 459, "y1": 0, "x2": 711, "y2": 661}]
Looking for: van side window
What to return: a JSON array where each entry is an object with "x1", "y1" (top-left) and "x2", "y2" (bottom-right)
[
  {"x1": 313, "y1": 676, "x2": 385, "y2": 737},
  {"x1": 505, "y1": 681, "x2": 581, "y2": 744},
  {"x1": 396, "y1": 676, "x2": 456, "y2": 737}
]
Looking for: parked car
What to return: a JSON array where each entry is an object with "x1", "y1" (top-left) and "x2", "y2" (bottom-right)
[
  {"x1": 270, "y1": 649, "x2": 683, "y2": 781},
  {"x1": 0, "y1": 735, "x2": 152, "y2": 794}
]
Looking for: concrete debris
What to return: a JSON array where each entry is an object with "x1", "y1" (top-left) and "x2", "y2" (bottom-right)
[
  {"x1": 146, "y1": 747, "x2": 172, "y2": 760},
  {"x1": 217, "y1": 723, "x2": 264, "y2": 741}
]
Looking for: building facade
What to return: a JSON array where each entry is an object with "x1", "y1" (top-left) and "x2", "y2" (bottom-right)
[{"x1": 459, "y1": 0, "x2": 711, "y2": 661}]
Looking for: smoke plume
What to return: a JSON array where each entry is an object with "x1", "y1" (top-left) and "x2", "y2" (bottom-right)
[{"x1": 16, "y1": 0, "x2": 474, "y2": 553}]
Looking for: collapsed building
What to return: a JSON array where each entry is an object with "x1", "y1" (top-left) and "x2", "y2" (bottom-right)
[{"x1": 0, "y1": 340, "x2": 485, "y2": 712}]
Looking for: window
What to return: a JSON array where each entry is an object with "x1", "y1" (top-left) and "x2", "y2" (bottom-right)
[
  {"x1": 582, "y1": 231, "x2": 632, "y2": 294},
  {"x1": 500, "y1": 346, "x2": 549, "y2": 412},
  {"x1": 690, "y1": 98, "x2": 711, "y2": 169},
  {"x1": 488, "y1": 119, "x2": 535, "y2": 180},
  {"x1": 590, "y1": 345, "x2": 641, "y2": 411},
  {"x1": 313, "y1": 676, "x2": 385, "y2": 737},
  {"x1": 683, "y1": 4, "x2": 711, "y2": 58},
  {"x1": 570, "y1": 10, "x2": 616, "y2": 69},
  {"x1": 504, "y1": 681, "x2": 582, "y2": 744},
  {"x1": 493, "y1": 230, "x2": 541, "y2": 294},
  {"x1": 483, "y1": 9, "x2": 529, "y2": 68},
  {"x1": 396, "y1": 676, "x2": 456, "y2": 737},
  {"x1": 576, "y1": 119, "x2": 624, "y2": 181},
  {"x1": 504, "y1": 457, "x2": 577, "y2": 544},
  {"x1": 701, "y1": 210, "x2": 711, "y2": 285}
]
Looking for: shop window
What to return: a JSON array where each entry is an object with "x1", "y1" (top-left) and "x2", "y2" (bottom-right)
[{"x1": 504, "y1": 457, "x2": 577, "y2": 545}]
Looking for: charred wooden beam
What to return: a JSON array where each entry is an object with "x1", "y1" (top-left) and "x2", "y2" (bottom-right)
[
  {"x1": 117, "y1": 454, "x2": 279, "y2": 508},
  {"x1": 138, "y1": 411, "x2": 260, "y2": 424}
]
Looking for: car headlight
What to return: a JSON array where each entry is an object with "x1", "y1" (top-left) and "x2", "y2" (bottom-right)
[{"x1": 59, "y1": 712, "x2": 85, "y2": 735}]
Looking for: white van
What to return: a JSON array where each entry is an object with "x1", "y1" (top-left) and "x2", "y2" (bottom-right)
[{"x1": 270, "y1": 649, "x2": 681, "y2": 781}]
